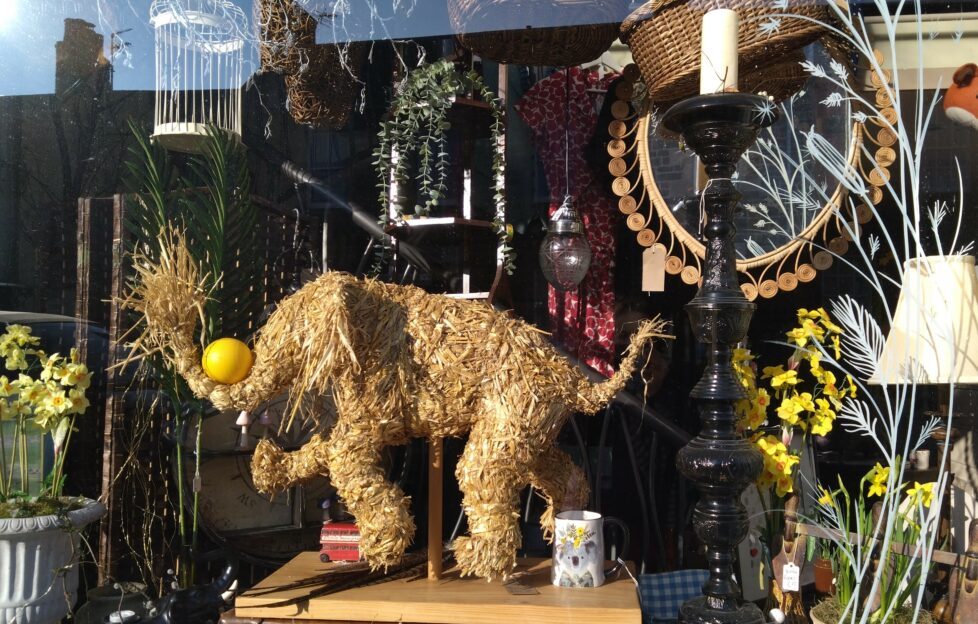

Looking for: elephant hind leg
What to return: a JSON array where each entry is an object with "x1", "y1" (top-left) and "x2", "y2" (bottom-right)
[
  {"x1": 529, "y1": 446, "x2": 588, "y2": 544},
  {"x1": 251, "y1": 433, "x2": 331, "y2": 494},
  {"x1": 452, "y1": 421, "x2": 528, "y2": 580}
]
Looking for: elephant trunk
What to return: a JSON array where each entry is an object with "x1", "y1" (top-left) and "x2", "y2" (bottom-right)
[{"x1": 123, "y1": 230, "x2": 279, "y2": 413}]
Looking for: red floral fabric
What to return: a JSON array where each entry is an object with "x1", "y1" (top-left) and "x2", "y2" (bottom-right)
[{"x1": 515, "y1": 67, "x2": 617, "y2": 378}]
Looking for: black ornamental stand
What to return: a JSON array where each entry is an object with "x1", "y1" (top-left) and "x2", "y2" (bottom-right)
[{"x1": 661, "y1": 93, "x2": 776, "y2": 624}]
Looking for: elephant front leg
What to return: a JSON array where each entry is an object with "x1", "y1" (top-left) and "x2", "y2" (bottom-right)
[
  {"x1": 251, "y1": 434, "x2": 330, "y2": 494},
  {"x1": 452, "y1": 422, "x2": 526, "y2": 580},
  {"x1": 325, "y1": 429, "x2": 415, "y2": 570}
]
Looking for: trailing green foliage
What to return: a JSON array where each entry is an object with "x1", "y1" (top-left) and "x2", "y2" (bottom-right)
[{"x1": 372, "y1": 59, "x2": 514, "y2": 275}]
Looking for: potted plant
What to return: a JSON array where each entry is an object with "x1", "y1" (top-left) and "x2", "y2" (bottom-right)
[
  {"x1": 372, "y1": 58, "x2": 514, "y2": 274},
  {"x1": 810, "y1": 466, "x2": 934, "y2": 624},
  {"x1": 808, "y1": 536, "x2": 835, "y2": 595},
  {"x1": 0, "y1": 324, "x2": 105, "y2": 622}
]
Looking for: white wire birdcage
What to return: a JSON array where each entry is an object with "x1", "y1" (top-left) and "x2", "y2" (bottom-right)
[{"x1": 151, "y1": 0, "x2": 247, "y2": 153}]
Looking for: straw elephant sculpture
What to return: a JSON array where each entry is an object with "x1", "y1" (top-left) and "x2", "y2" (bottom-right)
[{"x1": 126, "y1": 233, "x2": 666, "y2": 579}]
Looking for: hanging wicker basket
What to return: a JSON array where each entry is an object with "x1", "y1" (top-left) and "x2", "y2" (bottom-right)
[
  {"x1": 621, "y1": 0, "x2": 832, "y2": 102},
  {"x1": 448, "y1": 0, "x2": 628, "y2": 67},
  {"x1": 257, "y1": 0, "x2": 318, "y2": 74},
  {"x1": 286, "y1": 42, "x2": 367, "y2": 129},
  {"x1": 740, "y1": 48, "x2": 809, "y2": 103}
]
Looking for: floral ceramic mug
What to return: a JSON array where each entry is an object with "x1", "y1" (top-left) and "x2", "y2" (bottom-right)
[{"x1": 552, "y1": 510, "x2": 630, "y2": 588}]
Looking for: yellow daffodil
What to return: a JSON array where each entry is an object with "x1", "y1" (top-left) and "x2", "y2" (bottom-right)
[
  {"x1": 62, "y1": 364, "x2": 92, "y2": 389},
  {"x1": 906, "y1": 481, "x2": 934, "y2": 508},
  {"x1": 5, "y1": 347, "x2": 27, "y2": 371},
  {"x1": 820, "y1": 313, "x2": 843, "y2": 334},
  {"x1": 798, "y1": 308, "x2": 822, "y2": 321},
  {"x1": 43, "y1": 390, "x2": 72, "y2": 415},
  {"x1": 733, "y1": 348, "x2": 754, "y2": 364},
  {"x1": 816, "y1": 368, "x2": 836, "y2": 387},
  {"x1": 33, "y1": 408, "x2": 61, "y2": 432},
  {"x1": 809, "y1": 413, "x2": 833, "y2": 437},
  {"x1": 776, "y1": 474, "x2": 795, "y2": 497},
  {"x1": 786, "y1": 326, "x2": 808, "y2": 348},
  {"x1": 867, "y1": 463, "x2": 890, "y2": 497},
  {"x1": 777, "y1": 396, "x2": 804, "y2": 425},
  {"x1": 0, "y1": 375, "x2": 16, "y2": 398},
  {"x1": 766, "y1": 367, "x2": 800, "y2": 389},
  {"x1": 755, "y1": 434, "x2": 787, "y2": 457},
  {"x1": 801, "y1": 318, "x2": 826, "y2": 344},
  {"x1": 68, "y1": 388, "x2": 90, "y2": 415},
  {"x1": 818, "y1": 487, "x2": 833, "y2": 506}
]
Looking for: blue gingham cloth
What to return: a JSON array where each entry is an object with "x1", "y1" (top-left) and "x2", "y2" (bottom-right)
[{"x1": 637, "y1": 570, "x2": 709, "y2": 622}]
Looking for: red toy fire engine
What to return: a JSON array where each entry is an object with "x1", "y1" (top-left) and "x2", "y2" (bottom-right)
[{"x1": 319, "y1": 521, "x2": 361, "y2": 563}]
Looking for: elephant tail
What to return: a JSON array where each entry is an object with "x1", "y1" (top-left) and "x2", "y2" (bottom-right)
[{"x1": 572, "y1": 316, "x2": 672, "y2": 414}]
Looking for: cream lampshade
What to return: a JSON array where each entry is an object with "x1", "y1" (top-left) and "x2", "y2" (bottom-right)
[{"x1": 870, "y1": 255, "x2": 978, "y2": 385}]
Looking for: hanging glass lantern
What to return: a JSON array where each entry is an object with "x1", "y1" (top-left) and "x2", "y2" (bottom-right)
[{"x1": 539, "y1": 195, "x2": 591, "y2": 291}]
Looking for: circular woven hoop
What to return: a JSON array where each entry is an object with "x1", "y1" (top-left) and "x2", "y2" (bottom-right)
[
  {"x1": 622, "y1": 0, "x2": 831, "y2": 102},
  {"x1": 448, "y1": 0, "x2": 627, "y2": 66}
]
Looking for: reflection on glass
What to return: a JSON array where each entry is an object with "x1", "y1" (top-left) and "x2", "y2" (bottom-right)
[{"x1": 647, "y1": 44, "x2": 852, "y2": 260}]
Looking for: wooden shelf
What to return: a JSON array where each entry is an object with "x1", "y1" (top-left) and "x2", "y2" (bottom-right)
[
  {"x1": 232, "y1": 554, "x2": 641, "y2": 624},
  {"x1": 387, "y1": 217, "x2": 496, "y2": 232}
]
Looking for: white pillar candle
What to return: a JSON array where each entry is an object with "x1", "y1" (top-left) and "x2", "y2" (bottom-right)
[{"x1": 699, "y1": 9, "x2": 740, "y2": 95}]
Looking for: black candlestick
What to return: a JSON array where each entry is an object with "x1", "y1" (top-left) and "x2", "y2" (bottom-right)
[{"x1": 661, "y1": 93, "x2": 776, "y2": 624}]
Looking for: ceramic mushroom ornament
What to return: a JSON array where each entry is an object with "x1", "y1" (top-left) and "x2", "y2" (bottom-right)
[{"x1": 944, "y1": 63, "x2": 978, "y2": 131}]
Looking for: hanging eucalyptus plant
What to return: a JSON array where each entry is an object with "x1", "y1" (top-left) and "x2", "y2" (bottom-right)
[{"x1": 373, "y1": 59, "x2": 514, "y2": 275}]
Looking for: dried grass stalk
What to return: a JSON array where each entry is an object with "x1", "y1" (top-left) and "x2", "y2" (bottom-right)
[{"x1": 123, "y1": 231, "x2": 671, "y2": 579}]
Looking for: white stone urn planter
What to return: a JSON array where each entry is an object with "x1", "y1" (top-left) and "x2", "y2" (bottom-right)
[{"x1": 0, "y1": 499, "x2": 106, "y2": 623}]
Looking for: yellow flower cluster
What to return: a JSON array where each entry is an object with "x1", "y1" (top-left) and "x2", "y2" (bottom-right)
[
  {"x1": 755, "y1": 434, "x2": 801, "y2": 497},
  {"x1": 0, "y1": 326, "x2": 92, "y2": 432},
  {"x1": 0, "y1": 324, "x2": 40, "y2": 371},
  {"x1": 732, "y1": 308, "x2": 858, "y2": 500}
]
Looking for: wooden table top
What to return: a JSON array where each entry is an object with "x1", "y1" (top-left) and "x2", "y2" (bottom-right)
[{"x1": 233, "y1": 553, "x2": 641, "y2": 623}]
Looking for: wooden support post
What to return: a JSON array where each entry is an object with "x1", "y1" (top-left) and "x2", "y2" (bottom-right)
[{"x1": 428, "y1": 437, "x2": 444, "y2": 580}]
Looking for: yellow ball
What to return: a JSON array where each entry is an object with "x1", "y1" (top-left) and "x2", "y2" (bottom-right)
[{"x1": 202, "y1": 338, "x2": 253, "y2": 385}]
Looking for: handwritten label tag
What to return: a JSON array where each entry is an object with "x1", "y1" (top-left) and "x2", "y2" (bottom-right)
[
  {"x1": 642, "y1": 244, "x2": 667, "y2": 292},
  {"x1": 782, "y1": 563, "x2": 800, "y2": 592}
]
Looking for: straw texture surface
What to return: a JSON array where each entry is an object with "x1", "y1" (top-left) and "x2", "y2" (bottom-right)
[{"x1": 123, "y1": 232, "x2": 669, "y2": 579}]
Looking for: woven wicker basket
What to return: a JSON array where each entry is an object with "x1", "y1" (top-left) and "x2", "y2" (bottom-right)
[
  {"x1": 448, "y1": 0, "x2": 628, "y2": 67},
  {"x1": 621, "y1": 0, "x2": 831, "y2": 102},
  {"x1": 740, "y1": 48, "x2": 809, "y2": 103},
  {"x1": 257, "y1": 0, "x2": 318, "y2": 74},
  {"x1": 286, "y1": 43, "x2": 367, "y2": 129}
]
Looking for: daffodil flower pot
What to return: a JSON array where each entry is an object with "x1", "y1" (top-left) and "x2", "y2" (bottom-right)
[
  {"x1": 0, "y1": 498, "x2": 106, "y2": 623},
  {"x1": 813, "y1": 557, "x2": 834, "y2": 594},
  {"x1": 810, "y1": 599, "x2": 934, "y2": 624}
]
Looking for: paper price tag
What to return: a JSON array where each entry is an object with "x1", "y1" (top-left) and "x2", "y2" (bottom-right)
[
  {"x1": 782, "y1": 563, "x2": 800, "y2": 592},
  {"x1": 642, "y1": 244, "x2": 667, "y2": 292}
]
